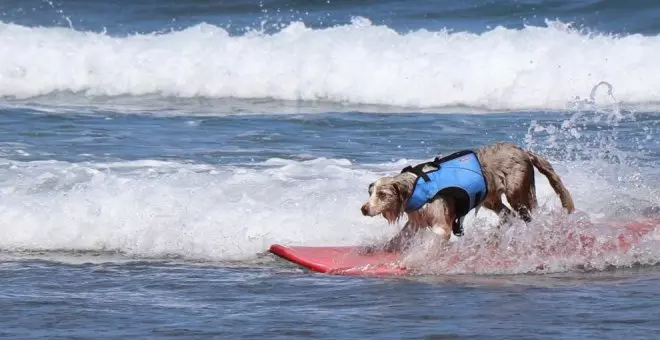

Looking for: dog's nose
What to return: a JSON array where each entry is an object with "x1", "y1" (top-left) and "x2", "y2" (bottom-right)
[{"x1": 361, "y1": 204, "x2": 369, "y2": 216}]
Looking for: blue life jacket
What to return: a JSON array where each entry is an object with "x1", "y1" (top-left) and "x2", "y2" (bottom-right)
[{"x1": 401, "y1": 150, "x2": 488, "y2": 236}]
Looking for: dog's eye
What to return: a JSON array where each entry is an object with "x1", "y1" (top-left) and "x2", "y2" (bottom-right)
[{"x1": 377, "y1": 191, "x2": 387, "y2": 199}]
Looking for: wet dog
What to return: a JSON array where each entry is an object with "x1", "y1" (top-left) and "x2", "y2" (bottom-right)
[{"x1": 360, "y1": 142, "x2": 575, "y2": 252}]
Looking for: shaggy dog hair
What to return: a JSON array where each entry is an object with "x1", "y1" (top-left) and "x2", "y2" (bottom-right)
[{"x1": 360, "y1": 142, "x2": 575, "y2": 252}]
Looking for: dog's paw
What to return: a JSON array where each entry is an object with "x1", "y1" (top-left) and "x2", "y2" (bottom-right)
[
  {"x1": 358, "y1": 245, "x2": 379, "y2": 254},
  {"x1": 642, "y1": 206, "x2": 660, "y2": 218},
  {"x1": 382, "y1": 243, "x2": 405, "y2": 254}
]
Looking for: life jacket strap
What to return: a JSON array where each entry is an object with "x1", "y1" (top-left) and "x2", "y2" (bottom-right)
[
  {"x1": 452, "y1": 217, "x2": 464, "y2": 236},
  {"x1": 400, "y1": 162, "x2": 434, "y2": 182}
]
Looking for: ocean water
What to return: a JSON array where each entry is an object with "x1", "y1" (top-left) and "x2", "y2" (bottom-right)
[{"x1": 1, "y1": 0, "x2": 660, "y2": 338}]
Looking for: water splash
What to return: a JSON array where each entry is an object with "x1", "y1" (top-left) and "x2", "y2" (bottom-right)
[
  {"x1": 40, "y1": 0, "x2": 74, "y2": 29},
  {"x1": 402, "y1": 211, "x2": 660, "y2": 275}
]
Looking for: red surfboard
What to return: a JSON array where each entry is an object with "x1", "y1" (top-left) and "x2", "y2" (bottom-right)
[
  {"x1": 270, "y1": 218, "x2": 660, "y2": 276},
  {"x1": 269, "y1": 245, "x2": 407, "y2": 276}
]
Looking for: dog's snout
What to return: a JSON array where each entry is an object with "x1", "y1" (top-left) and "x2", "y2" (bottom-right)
[{"x1": 360, "y1": 204, "x2": 369, "y2": 216}]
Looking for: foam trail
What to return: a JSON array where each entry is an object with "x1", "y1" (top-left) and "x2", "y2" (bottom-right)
[{"x1": 2, "y1": 18, "x2": 660, "y2": 110}]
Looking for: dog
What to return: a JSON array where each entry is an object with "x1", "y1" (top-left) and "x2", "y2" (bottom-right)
[{"x1": 360, "y1": 142, "x2": 575, "y2": 252}]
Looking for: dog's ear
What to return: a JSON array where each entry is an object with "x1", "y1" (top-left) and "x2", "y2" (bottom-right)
[
  {"x1": 392, "y1": 181, "x2": 412, "y2": 205},
  {"x1": 392, "y1": 182, "x2": 403, "y2": 202}
]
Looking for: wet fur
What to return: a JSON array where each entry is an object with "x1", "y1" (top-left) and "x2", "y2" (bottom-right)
[{"x1": 360, "y1": 142, "x2": 575, "y2": 252}]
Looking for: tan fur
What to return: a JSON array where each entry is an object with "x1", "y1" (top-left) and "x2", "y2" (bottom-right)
[{"x1": 360, "y1": 142, "x2": 575, "y2": 252}]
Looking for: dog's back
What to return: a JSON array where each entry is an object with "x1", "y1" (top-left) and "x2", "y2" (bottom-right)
[{"x1": 476, "y1": 143, "x2": 574, "y2": 219}]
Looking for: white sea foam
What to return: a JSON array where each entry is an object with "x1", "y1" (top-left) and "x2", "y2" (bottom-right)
[
  {"x1": 0, "y1": 157, "x2": 390, "y2": 261},
  {"x1": 0, "y1": 18, "x2": 657, "y2": 111}
]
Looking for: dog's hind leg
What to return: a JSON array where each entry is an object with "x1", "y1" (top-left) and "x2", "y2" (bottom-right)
[
  {"x1": 506, "y1": 195, "x2": 533, "y2": 222},
  {"x1": 482, "y1": 199, "x2": 516, "y2": 226},
  {"x1": 504, "y1": 181, "x2": 537, "y2": 222},
  {"x1": 500, "y1": 193, "x2": 515, "y2": 214}
]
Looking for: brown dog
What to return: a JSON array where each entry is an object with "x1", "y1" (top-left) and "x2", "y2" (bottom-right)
[{"x1": 360, "y1": 142, "x2": 575, "y2": 252}]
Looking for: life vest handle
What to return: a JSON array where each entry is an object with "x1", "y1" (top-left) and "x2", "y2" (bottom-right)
[
  {"x1": 400, "y1": 162, "x2": 435, "y2": 182},
  {"x1": 401, "y1": 149, "x2": 475, "y2": 182}
]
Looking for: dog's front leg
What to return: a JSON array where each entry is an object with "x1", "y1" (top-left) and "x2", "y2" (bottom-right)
[
  {"x1": 360, "y1": 222, "x2": 417, "y2": 254},
  {"x1": 382, "y1": 221, "x2": 417, "y2": 253},
  {"x1": 429, "y1": 222, "x2": 452, "y2": 244},
  {"x1": 642, "y1": 206, "x2": 660, "y2": 217}
]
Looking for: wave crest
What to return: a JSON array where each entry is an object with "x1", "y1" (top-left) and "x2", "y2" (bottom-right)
[{"x1": 1, "y1": 18, "x2": 656, "y2": 110}]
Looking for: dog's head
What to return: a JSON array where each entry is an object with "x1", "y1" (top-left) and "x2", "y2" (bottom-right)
[{"x1": 360, "y1": 175, "x2": 414, "y2": 223}]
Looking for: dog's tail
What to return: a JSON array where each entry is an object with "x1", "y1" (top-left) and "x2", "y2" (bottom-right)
[{"x1": 527, "y1": 151, "x2": 576, "y2": 214}]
